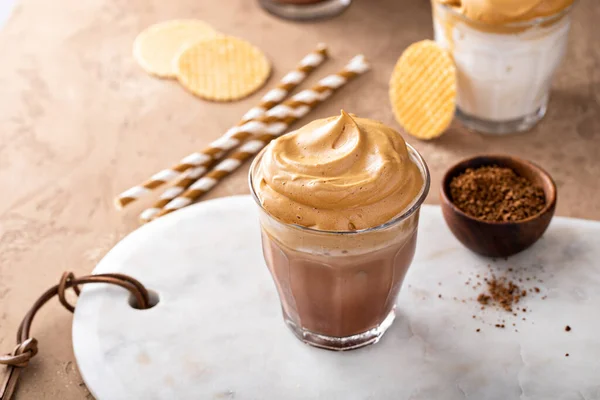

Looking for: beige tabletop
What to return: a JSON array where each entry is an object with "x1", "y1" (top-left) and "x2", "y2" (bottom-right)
[{"x1": 0, "y1": 0, "x2": 599, "y2": 398}]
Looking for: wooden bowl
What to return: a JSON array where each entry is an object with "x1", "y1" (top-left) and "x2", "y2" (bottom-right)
[{"x1": 440, "y1": 155, "x2": 557, "y2": 258}]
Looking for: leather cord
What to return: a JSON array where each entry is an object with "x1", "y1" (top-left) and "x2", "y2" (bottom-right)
[{"x1": 0, "y1": 272, "x2": 151, "y2": 400}]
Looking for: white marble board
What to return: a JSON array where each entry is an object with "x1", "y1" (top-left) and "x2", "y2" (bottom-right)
[{"x1": 72, "y1": 195, "x2": 600, "y2": 400}]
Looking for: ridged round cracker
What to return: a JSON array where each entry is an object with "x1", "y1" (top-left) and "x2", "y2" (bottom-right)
[
  {"x1": 176, "y1": 36, "x2": 271, "y2": 102},
  {"x1": 133, "y1": 20, "x2": 218, "y2": 78},
  {"x1": 389, "y1": 40, "x2": 457, "y2": 140}
]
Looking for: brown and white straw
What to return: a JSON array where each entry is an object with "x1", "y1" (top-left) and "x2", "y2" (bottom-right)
[
  {"x1": 152, "y1": 54, "x2": 370, "y2": 219},
  {"x1": 116, "y1": 43, "x2": 329, "y2": 211}
]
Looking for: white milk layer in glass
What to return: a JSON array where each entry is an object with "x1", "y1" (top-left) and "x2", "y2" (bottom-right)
[{"x1": 433, "y1": 10, "x2": 571, "y2": 122}]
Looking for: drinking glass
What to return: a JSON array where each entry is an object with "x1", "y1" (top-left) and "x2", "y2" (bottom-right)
[
  {"x1": 432, "y1": 2, "x2": 575, "y2": 134},
  {"x1": 249, "y1": 144, "x2": 430, "y2": 350}
]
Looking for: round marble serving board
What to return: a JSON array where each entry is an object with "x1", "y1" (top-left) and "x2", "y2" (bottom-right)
[{"x1": 73, "y1": 195, "x2": 600, "y2": 400}]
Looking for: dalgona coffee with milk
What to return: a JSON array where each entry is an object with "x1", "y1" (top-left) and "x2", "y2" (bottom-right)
[{"x1": 249, "y1": 111, "x2": 429, "y2": 350}]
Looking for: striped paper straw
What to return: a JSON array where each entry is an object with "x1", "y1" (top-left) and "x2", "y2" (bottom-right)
[
  {"x1": 153, "y1": 54, "x2": 370, "y2": 219},
  {"x1": 139, "y1": 165, "x2": 208, "y2": 222},
  {"x1": 116, "y1": 43, "x2": 329, "y2": 210}
]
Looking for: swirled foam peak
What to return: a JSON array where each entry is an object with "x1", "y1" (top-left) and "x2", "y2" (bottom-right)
[{"x1": 253, "y1": 111, "x2": 423, "y2": 231}]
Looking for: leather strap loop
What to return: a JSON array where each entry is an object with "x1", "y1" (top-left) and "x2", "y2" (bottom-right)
[
  {"x1": 0, "y1": 272, "x2": 150, "y2": 400},
  {"x1": 58, "y1": 272, "x2": 80, "y2": 313}
]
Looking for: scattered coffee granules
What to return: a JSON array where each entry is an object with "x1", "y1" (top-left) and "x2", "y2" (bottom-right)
[
  {"x1": 477, "y1": 275, "x2": 524, "y2": 312},
  {"x1": 477, "y1": 293, "x2": 491, "y2": 305},
  {"x1": 449, "y1": 166, "x2": 546, "y2": 222}
]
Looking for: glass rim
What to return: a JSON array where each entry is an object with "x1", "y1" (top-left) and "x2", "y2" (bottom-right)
[
  {"x1": 434, "y1": 1, "x2": 576, "y2": 29},
  {"x1": 248, "y1": 142, "x2": 431, "y2": 236}
]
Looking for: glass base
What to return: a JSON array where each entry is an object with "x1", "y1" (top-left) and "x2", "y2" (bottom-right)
[
  {"x1": 456, "y1": 103, "x2": 548, "y2": 135},
  {"x1": 259, "y1": 0, "x2": 351, "y2": 21},
  {"x1": 284, "y1": 309, "x2": 396, "y2": 351}
]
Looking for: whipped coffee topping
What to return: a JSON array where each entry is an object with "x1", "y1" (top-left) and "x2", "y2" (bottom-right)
[
  {"x1": 437, "y1": 0, "x2": 574, "y2": 25},
  {"x1": 254, "y1": 111, "x2": 423, "y2": 231}
]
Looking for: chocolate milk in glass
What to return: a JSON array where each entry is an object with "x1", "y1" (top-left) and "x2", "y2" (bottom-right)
[{"x1": 249, "y1": 111, "x2": 430, "y2": 350}]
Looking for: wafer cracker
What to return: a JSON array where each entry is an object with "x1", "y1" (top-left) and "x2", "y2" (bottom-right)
[
  {"x1": 176, "y1": 36, "x2": 271, "y2": 102},
  {"x1": 133, "y1": 20, "x2": 218, "y2": 78},
  {"x1": 389, "y1": 40, "x2": 456, "y2": 140}
]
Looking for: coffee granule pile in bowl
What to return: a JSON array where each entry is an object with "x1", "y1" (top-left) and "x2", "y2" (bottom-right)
[{"x1": 449, "y1": 166, "x2": 546, "y2": 222}]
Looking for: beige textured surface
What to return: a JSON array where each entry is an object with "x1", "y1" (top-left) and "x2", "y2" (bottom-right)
[{"x1": 0, "y1": 0, "x2": 598, "y2": 398}]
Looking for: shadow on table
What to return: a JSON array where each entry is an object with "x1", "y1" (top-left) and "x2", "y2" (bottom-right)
[
  {"x1": 547, "y1": 84, "x2": 600, "y2": 141},
  {"x1": 422, "y1": 83, "x2": 599, "y2": 156}
]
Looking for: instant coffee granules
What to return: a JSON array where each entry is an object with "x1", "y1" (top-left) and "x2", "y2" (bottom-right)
[
  {"x1": 477, "y1": 274, "x2": 525, "y2": 313},
  {"x1": 449, "y1": 166, "x2": 546, "y2": 222}
]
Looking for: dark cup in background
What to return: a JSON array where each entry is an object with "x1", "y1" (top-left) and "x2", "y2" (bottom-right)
[{"x1": 258, "y1": 0, "x2": 352, "y2": 21}]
